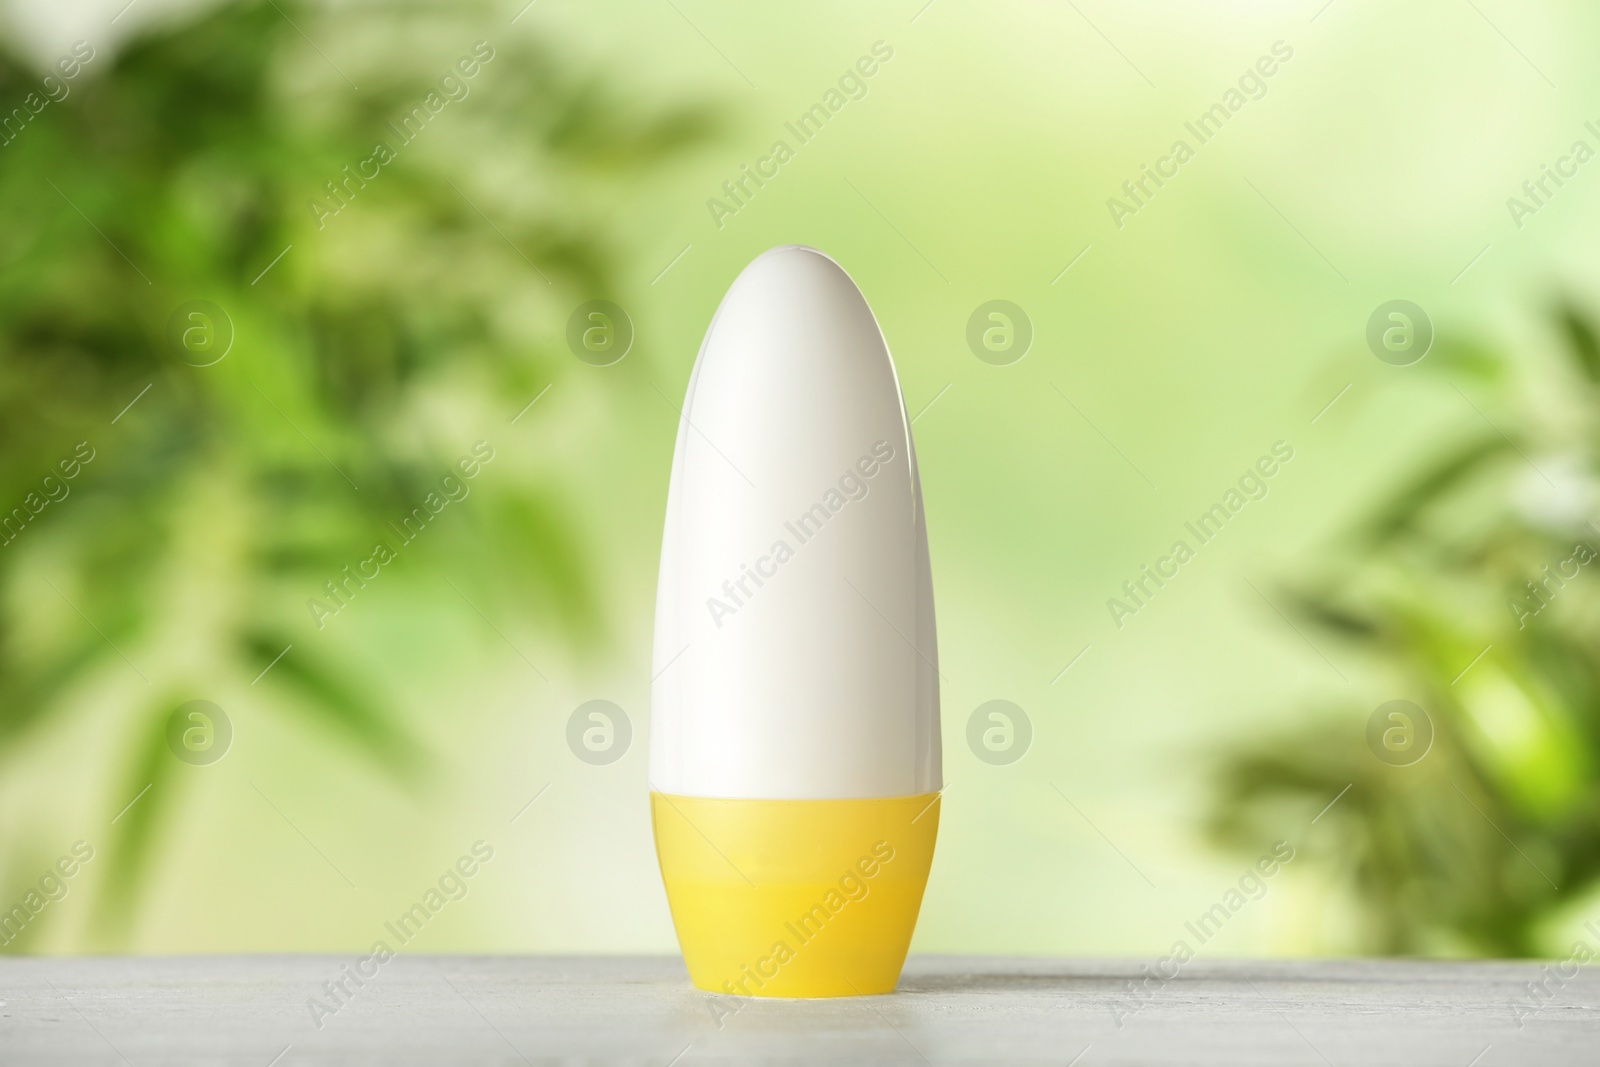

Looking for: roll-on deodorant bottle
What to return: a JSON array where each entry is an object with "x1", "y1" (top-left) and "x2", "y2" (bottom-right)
[{"x1": 650, "y1": 245, "x2": 941, "y2": 998}]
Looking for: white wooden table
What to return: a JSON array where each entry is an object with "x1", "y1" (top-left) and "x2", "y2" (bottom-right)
[{"x1": 2, "y1": 955, "x2": 1593, "y2": 1064}]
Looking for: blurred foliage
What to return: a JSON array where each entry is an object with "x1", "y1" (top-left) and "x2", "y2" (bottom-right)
[
  {"x1": 0, "y1": 0, "x2": 714, "y2": 947},
  {"x1": 1209, "y1": 304, "x2": 1600, "y2": 956}
]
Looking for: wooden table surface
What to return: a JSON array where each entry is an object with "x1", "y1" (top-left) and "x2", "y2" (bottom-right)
[{"x1": 1, "y1": 955, "x2": 1594, "y2": 1065}]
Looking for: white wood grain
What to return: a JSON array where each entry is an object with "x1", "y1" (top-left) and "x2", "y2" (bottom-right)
[{"x1": 1, "y1": 955, "x2": 1594, "y2": 1065}]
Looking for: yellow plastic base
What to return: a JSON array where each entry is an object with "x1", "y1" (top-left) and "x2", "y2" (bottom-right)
[{"x1": 650, "y1": 791, "x2": 939, "y2": 998}]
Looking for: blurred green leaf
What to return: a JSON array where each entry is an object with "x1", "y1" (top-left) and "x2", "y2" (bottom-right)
[
  {"x1": 1556, "y1": 301, "x2": 1600, "y2": 383},
  {"x1": 0, "y1": 0, "x2": 717, "y2": 949},
  {"x1": 1351, "y1": 432, "x2": 1509, "y2": 549},
  {"x1": 1210, "y1": 307, "x2": 1600, "y2": 957}
]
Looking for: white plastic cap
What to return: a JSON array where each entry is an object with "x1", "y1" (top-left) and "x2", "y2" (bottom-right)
[{"x1": 649, "y1": 246, "x2": 941, "y2": 799}]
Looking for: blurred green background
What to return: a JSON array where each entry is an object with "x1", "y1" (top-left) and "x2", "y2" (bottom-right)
[{"x1": 4, "y1": 0, "x2": 1600, "y2": 962}]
